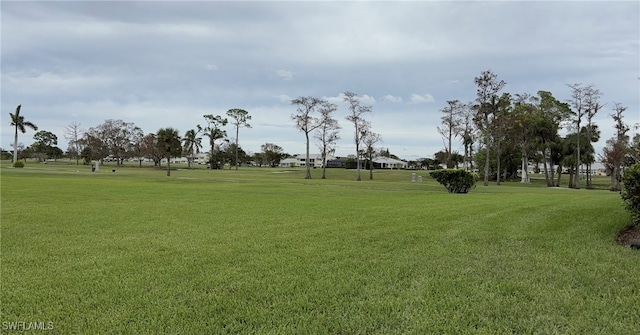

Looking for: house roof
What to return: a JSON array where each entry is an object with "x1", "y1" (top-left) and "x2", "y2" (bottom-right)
[{"x1": 373, "y1": 157, "x2": 407, "y2": 164}]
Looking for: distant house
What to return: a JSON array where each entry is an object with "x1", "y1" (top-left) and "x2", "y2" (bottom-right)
[
  {"x1": 326, "y1": 157, "x2": 350, "y2": 168},
  {"x1": 373, "y1": 157, "x2": 408, "y2": 169},
  {"x1": 280, "y1": 157, "x2": 299, "y2": 168},
  {"x1": 280, "y1": 154, "x2": 335, "y2": 168}
]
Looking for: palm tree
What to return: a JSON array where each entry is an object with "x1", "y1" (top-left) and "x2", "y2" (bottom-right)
[
  {"x1": 182, "y1": 126, "x2": 202, "y2": 169},
  {"x1": 203, "y1": 114, "x2": 228, "y2": 169},
  {"x1": 156, "y1": 127, "x2": 181, "y2": 176},
  {"x1": 10, "y1": 105, "x2": 38, "y2": 166}
]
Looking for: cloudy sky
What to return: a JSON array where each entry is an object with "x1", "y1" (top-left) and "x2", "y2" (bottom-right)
[{"x1": 2, "y1": 1, "x2": 639, "y2": 160}]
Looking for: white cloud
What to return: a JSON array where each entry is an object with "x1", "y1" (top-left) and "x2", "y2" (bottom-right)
[
  {"x1": 322, "y1": 93, "x2": 346, "y2": 105},
  {"x1": 204, "y1": 64, "x2": 219, "y2": 71},
  {"x1": 409, "y1": 93, "x2": 435, "y2": 104},
  {"x1": 359, "y1": 94, "x2": 376, "y2": 105},
  {"x1": 383, "y1": 95, "x2": 403, "y2": 103},
  {"x1": 276, "y1": 69, "x2": 293, "y2": 81},
  {"x1": 274, "y1": 94, "x2": 292, "y2": 103}
]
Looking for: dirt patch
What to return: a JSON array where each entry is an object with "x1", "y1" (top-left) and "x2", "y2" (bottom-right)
[{"x1": 616, "y1": 225, "x2": 640, "y2": 249}]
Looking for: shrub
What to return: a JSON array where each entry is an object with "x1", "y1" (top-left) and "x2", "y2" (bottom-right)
[
  {"x1": 13, "y1": 161, "x2": 25, "y2": 168},
  {"x1": 429, "y1": 169, "x2": 477, "y2": 193},
  {"x1": 621, "y1": 163, "x2": 640, "y2": 225},
  {"x1": 345, "y1": 158, "x2": 357, "y2": 169}
]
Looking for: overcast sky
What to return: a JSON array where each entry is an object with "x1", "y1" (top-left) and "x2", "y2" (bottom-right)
[{"x1": 2, "y1": 1, "x2": 639, "y2": 160}]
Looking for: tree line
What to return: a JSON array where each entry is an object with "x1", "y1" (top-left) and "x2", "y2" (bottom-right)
[
  {"x1": 8, "y1": 92, "x2": 384, "y2": 180},
  {"x1": 9, "y1": 71, "x2": 637, "y2": 187},
  {"x1": 435, "y1": 70, "x2": 638, "y2": 191}
]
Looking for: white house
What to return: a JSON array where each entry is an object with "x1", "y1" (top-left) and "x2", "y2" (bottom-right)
[
  {"x1": 280, "y1": 154, "x2": 335, "y2": 168},
  {"x1": 280, "y1": 157, "x2": 299, "y2": 167},
  {"x1": 373, "y1": 157, "x2": 408, "y2": 169}
]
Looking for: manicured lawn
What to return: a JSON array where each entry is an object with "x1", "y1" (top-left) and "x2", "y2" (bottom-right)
[{"x1": 1, "y1": 164, "x2": 639, "y2": 334}]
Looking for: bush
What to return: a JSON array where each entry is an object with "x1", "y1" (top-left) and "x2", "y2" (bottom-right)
[
  {"x1": 621, "y1": 163, "x2": 640, "y2": 225},
  {"x1": 429, "y1": 169, "x2": 477, "y2": 193},
  {"x1": 13, "y1": 161, "x2": 25, "y2": 168}
]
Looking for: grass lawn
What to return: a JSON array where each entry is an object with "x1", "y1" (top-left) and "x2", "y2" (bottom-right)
[{"x1": 2, "y1": 162, "x2": 639, "y2": 334}]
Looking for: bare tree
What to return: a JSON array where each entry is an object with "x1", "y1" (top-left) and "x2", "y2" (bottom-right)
[
  {"x1": 361, "y1": 125, "x2": 382, "y2": 180},
  {"x1": 474, "y1": 70, "x2": 506, "y2": 186},
  {"x1": 583, "y1": 85, "x2": 604, "y2": 188},
  {"x1": 567, "y1": 83, "x2": 587, "y2": 189},
  {"x1": 315, "y1": 101, "x2": 341, "y2": 179},
  {"x1": 601, "y1": 102, "x2": 629, "y2": 191},
  {"x1": 291, "y1": 96, "x2": 323, "y2": 179},
  {"x1": 64, "y1": 122, "x2": 84, "y2": 165},
  {"x1": 226, "y1": 109, "x2": 251, "y2": 170},
  {"x1": 491, "y1": 93, "x2": 512, "y2": 185},
  {"x1": 457, "y1": 102, "x2": 476, "y2": 171},
  {"x1": 438, "y1": 100, "x2": 463, "y2": 168},
  {"x1": 140, "y1": 133, "x2": 162, "y2": 167},
  {"x1": 343, "y1": 91, "x2": 372, "y2": 181}
]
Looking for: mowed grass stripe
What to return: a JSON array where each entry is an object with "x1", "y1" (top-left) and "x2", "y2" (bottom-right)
[{"x1": 2, "y1": 167, "x2": 639, "y2": 334}]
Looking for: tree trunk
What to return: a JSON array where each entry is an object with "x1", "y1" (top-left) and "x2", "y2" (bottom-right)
[
  {"x1": 463, "y1": 143, "x2": 469, "y2": 171},
  {"x1": 549, "y1": 161, "x2": 555, "y2": 186},
  {"x1": 305, "y1": 132, "x2": 311, "y2": 179},
  {"x1": 483, "y1": 143, "x2": 490, "y2": 186},
  {"x1": 520, "y1": 148, "x2": 530, "y2": 183},
  {"x1": 321, "y1": 151, "x2": 327, "y2": 179},
  {"x1": 542, "y1": 151, "x2": 551, "y2": 186},
  {"x1": 167, "y1": 156, "x2": 171, "y2": 176},
  {"x1": 235, "y1": 127, "x2": 240, "y2": 171},
  {"x1": 356, "y1": 144, "x2": 362, "y2": 181},
  {"x1": 568, "y1": 166, "x2": 575, "y2": 188},
  {"x1": 556, "y1": 165, "x2": 562, "y2": 187},
  {"x1": 495, "y1": 147, "x2": 501, "y2": 185},
  {"x1": 12, "y1": 126, "x2": 18, "y2": 166}
]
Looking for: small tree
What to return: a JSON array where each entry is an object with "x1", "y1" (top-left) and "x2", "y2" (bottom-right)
[
  {"x1": 315, "y1": 101, "x2": 340, "y2": 179},
  {"x1": 291, "y1": 96, "x2": 323, "y2": 179},
  {"x1": 343, "y1": 91, "x2": 372, "y2": 181},
  {"x1": 203, "y1": 114, "x2": 228, "y2": 170},
  {"x1": 156, "y1": 128, "x2": 181, "y2": 176},
  {"x1": 261, "y1": 143, "x2": 285, "y2": 167},
  {"x1": 474, "y1": 70, "x2": 506, "y2": 186},
  {"x1": 621, "y1": 163, "x2": 640, "y2": 226},
  {"x1": 32, "y1": 130, "x2": 58, "y2": 162},
  {"x1": 438, "y1": 100, "x2": 463, "y2": 168},
  {"x1": 10, "y1": 105, "x2": 38, "y2": 166},
  {"x1": 601, "y1": 103, "x2": 630, "y2": 192},
  {"x1": 226, "y1": 109, "x2": 251, "y2": 170},
  {"x1": 182, "y1": 126, "x2": 203, "y2": 169},
  {"x1": 361, "y1": 126, "x2": 381, "y2": 180},
  {"x1": 64, "y1": 122, "x2": 84, "y2": 165}
]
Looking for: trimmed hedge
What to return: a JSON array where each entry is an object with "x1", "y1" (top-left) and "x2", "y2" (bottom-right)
[
  {"x1": 13, "y1": 161, "x2": 25, "y2": 168},
  {"x1": 621, "y1": 163, "x2": 640, "y2": 225},
  {"x1": 429, "y1": 169, "x2": 477, "y2": 193}
]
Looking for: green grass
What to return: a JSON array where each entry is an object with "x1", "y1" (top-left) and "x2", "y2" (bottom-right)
[{"x1": 2, "y1": 163, "x2": 639, "y2": 334}]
